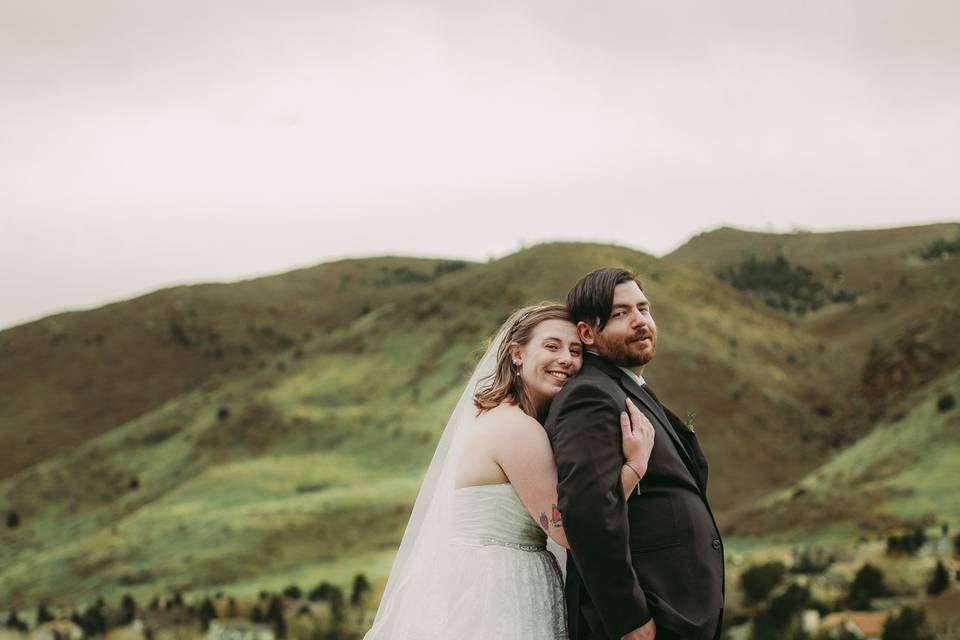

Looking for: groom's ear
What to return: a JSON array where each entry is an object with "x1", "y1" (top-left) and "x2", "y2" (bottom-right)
[{"x1": 576, "y1": 320, "x2": 597, "y2": 346}]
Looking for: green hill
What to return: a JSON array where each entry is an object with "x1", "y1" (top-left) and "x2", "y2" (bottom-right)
[
  {"x1": 1, "y1": 229, "x2": 958, "y2": 612},
  {"x1": 724, "y1": 366, "x2": 960, "y2": 542},
  {"x1": 0, "y1": 256, "x2": 470, "y2": 479}
]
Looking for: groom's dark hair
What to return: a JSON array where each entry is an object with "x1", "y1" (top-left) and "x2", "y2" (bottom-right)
[{"x1": 566, "y1": 267, "x2": 643, "y2": 331}]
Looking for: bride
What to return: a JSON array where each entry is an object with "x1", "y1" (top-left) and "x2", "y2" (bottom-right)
[{"x1": 364, "y1": 304, "x2": 655, "y2": 639}]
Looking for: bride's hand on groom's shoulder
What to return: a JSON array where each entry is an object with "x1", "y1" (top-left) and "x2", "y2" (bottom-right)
[{"x1": 621, "y1": 398, "x2": 655, "y2": 476}]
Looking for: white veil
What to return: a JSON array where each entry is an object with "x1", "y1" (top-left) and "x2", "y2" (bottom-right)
[{"x1": 363, "y1": 318, "x2": 566, "y2": 639}]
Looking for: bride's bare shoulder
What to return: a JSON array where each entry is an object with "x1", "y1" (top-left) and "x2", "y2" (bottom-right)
[{"x1": 475, "y1": 402, "x2": 541, "y2": 433}]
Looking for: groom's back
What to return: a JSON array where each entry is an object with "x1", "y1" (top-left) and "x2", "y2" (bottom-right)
[{"x1": 544, "y1": 355, "x2": 724, "y2": 640}]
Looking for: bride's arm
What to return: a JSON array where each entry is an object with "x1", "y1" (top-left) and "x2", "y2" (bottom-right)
[
  {"x1": 494, "y1": 414, "x2": 571, "y2": 548},
  {"x1": 496, "y1": 401, "x2": 653, "y2": 550}
]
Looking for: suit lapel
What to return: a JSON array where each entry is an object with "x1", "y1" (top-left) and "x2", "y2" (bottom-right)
[{"x1": 586, "y1": 354, "x2": 701, "y2": 490}]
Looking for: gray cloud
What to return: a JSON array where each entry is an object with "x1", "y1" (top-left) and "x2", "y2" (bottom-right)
[{"x1": 1, "y1": 0, "x2": 957, "y2": 328}]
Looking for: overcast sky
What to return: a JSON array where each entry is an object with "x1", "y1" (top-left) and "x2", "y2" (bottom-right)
[{"x1": 2, "y1": 1, "x2": 958, "y2": 329}]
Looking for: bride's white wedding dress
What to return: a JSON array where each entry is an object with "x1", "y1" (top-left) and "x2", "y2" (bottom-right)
[
  {"x1": 400, "y1": 483, "x2": 568, "y2": 639},
  {"x1": 364, "y1": 323, "x2": 569, "y2": 640}
]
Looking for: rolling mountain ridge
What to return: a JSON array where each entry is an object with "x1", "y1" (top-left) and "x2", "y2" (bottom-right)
[{"x1": 2, "y1": 224, "x2": 958, "y2": 609}]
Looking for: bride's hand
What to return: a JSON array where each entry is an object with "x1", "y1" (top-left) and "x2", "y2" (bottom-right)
[{"x1": 621, "y1": 398, "x2": 655, "y2": 477}]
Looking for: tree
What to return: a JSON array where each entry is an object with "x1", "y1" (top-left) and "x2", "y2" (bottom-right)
[
  {"x1": 199, "y1": 598, "x2": 217, "y2": 631},
  {"x1": 307, "y1": 581, "x2": 345, "y2": 623},
  {"x1": 79, "y1": 601, "x2": 107, "y2": 636},
  {"x1": 266, "y1": 595, "x2": 286, "y2": 639},
  {"x1": 6, "y1": 611, "x2": 28, "y2": 632},
  {"x1": 881, "y1": 607, "x2": 934, "y2": 640},
  {"x1": 36, "y1": 603, "x2": 55, "y2": 625},
  {"x1": 847, "y1": 563, "x2": 890, "y2": 610},
  {"x1": 928, "y1": 561, "x2": 950, "y2": 596},
  {"x1": 120, "y1": 594, "x2": 137, "y2": 625},
  {"x1": 351, "y1": 573, "x2": 371, "y2": 607},
  {"x1": 751, "y1": 584, "x2": 810, "y2": 640},
  {"x1": 282, "y1": 584, "x2": 302, "y2": 599},
  {"x1": 739, "y1": 561, "x2": 787, "y2": 605}
]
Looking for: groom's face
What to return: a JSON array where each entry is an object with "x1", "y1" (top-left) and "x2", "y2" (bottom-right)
[{"x1": 588, "y1": 281, "x2": 657, "y2": 368}]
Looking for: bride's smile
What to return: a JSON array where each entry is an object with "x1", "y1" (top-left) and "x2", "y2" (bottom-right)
[{"x1": 511, "y1": 318, "x2": 583, "y2": 415}]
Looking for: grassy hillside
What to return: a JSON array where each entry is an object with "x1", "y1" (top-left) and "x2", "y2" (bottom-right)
[
  {"x1": 724, "y1": 366, "x2": 960, "y2": 542},
  {"x1": 670, "y1": 223, "x2": 960, "y2": 432},
  {"x1": 0, "y1": 256, "x2": 471, "y2": 479},
  {"x1": 667, "y1": 222, "x2": 959, "y2": 292},
  {"x1": 2, "y1": 229, "x2": 958, "y2": 613},
  {"x1": 668, "y1": 223, "x2": 960, "y2": 544},
  {"x1": 0, "y1": 241, "x2": 847, "y2": 609}
]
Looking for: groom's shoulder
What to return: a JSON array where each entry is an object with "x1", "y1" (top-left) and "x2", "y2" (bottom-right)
[
  {"x1": 573, "y1": 355, "x2": 621, "y2": 389},
  {"x1": 566, "y1": 363, "x2": 614, "y2": 391},
  {"x1": 548, "y1": 364, "x2": 620, "y2": 413}
]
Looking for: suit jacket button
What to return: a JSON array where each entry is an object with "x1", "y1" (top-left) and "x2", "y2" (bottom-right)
[{"x1": 712, "y1": 538, "x2": 721, "y2": 550}]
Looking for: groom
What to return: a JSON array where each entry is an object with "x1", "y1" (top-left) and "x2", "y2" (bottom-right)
[{"x1": 544, "y1": 268, "x2": 724, "y2": 640}]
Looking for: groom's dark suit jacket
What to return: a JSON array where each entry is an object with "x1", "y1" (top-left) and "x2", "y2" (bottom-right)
[{"x1": 544, "y1": 353, "x2": 724, "y2": 640}]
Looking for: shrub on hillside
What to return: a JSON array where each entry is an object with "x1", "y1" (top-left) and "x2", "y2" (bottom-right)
[
  {"x1": 433, "y1": 260, "x2": 468, "y2": 277},
  {"x1": 36, "y1": 604, "x2": 54, "y2": 625},
  {"x1": 120, "y1": 594, "x2": 137, "y2": 625},
  {"x1": 739, "y1": 561, "x2": 787, "y2": 605},
  {"x1": 266, "y1": 595, "x2": 286, "y2": 639},
  {"x1": 791, "y1": 547, "x2": 833, "y2": 574},
  {"x1": 938, "y1": 393, "x2": 956, "y2": 412},
  {"x1": 309, "y1": 582, "x2": 345, "y2": 623},
  {"x1": 847, "y1": 563, "x2": 890, "y2": 610},
  {"x1": 886, "y1": 528, "x2": 926, "y2": 555},
  {"x1": 374, "y1": 266, "x2": 434, "y2": 287},
  {"x1": 6, "y1": 509, "x2": 19, "y2": 528},
  {"x1": 750, "y1": 584, "x2": 811, "y2": 640},
  {"x1": 881, "y1": 607, "x2": 934, "y2": 640},
  {"x1": 199, "y1": 597, "x2": 217, "y2": 631},
  {"x1": 919, "y1": 237, "x2": 960, "y2": 260},
  {"x1": 928, "y1": 560, "x2": 950, "y2": 596},
  {"x1": 351, "y1": 573, "x2": 371, "y2": 607},
  {"x1": 5, "y1": 611, "x2": 28, "y2": 632},
  {"x1": 78, "y1": 599, "x2": 108, "y2": 636},
  {"x1": 716, "y1": 254, "x2": 856, "y2": 315}
]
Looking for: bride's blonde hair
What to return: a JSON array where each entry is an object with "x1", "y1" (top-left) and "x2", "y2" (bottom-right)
[{"x1": 473, "y1": 303, "x2": 571, "y2": 419}]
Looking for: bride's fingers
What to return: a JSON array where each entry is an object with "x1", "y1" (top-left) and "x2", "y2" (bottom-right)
[
  {"x1": 620, "y1": 410, "x2": 634, "y2": 436},
  {"x1": 625, "y1": 399, "x2": 645, "y2": 428},
  {"x1": 626, "y1": 399, "x2": 655, "y2": 442}
]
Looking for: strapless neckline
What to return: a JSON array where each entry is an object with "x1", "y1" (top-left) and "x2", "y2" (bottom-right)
[
  {"x1": 451, "y1": 481, "x2": 546, "y2": 550},
  {"x1": 455, "y1": 482, "x2": 512, "y2": 491}
]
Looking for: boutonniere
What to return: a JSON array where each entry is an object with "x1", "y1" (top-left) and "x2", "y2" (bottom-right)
[{"x1": 685, "y1": 410, "x2": 696, "y2": 433}]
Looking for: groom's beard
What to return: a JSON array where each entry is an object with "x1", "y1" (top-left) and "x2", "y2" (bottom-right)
[{"x1": 595, "y1": 330, "x2": 656, "y2": 368}]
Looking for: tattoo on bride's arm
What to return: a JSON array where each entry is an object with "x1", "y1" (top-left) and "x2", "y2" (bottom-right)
[
  {"x1": 550, "y1": 504, "x2": 563, "y2": 529},
  {"x1": 539, "y1": 505, "x2": 564, "y2": 531}
]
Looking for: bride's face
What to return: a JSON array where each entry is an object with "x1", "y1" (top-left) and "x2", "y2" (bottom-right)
[{"x1": 514, "y1": 319, "x2": 583, "y2": 409}]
